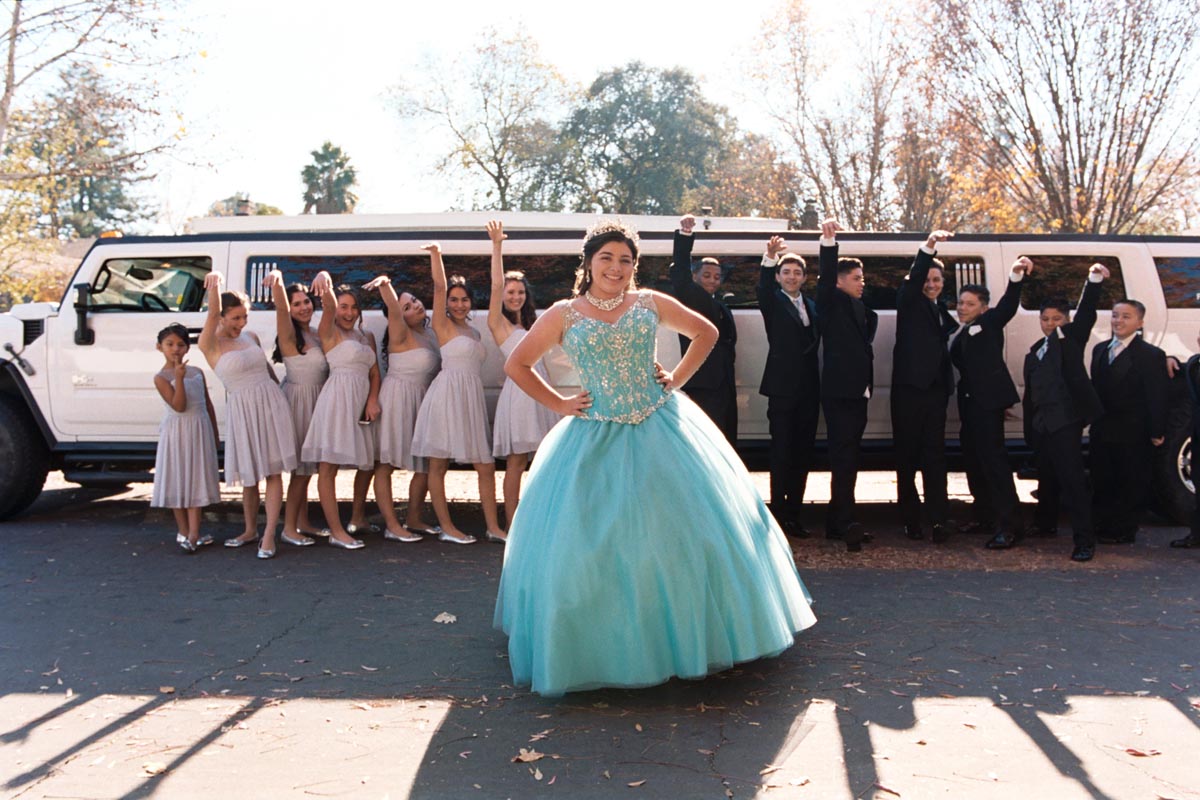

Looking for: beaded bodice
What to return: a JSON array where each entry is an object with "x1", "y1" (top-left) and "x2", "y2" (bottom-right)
[{"x1": 561, "y1": 291, "x2": 669, "y2": 425}]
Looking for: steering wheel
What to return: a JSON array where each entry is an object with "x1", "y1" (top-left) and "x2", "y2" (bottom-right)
[{"x1": 140, "y1": 294, "x2": 170, "y2": 312}]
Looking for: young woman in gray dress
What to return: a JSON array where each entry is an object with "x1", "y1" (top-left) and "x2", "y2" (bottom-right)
[
  {"x1": 363, "y1": 274, "x2": 442, "y2": 541},
  {"x1": 300, "y1": 272, "x2": 382, "y2": 550},
  {"x1": 198, "y1": 272, "x2": 298, "y2": 559},
  {"x1": 264, "y1": 271, "x2": 328, "y2": 547},
  {"x1": 486, "y1": 220, "x2": 559, "y2": 527},
  {"x1": 411, "y1": 243, "x2": 506, "y2": 545}
]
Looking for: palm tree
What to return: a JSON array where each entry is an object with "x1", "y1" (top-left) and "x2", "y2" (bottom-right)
[{"x1": 301, "y1": 141, "x2": 358, "y2": 214}]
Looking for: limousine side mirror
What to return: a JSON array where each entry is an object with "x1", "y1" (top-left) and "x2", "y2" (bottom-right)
[{"x1": 74, "y1": 283, "x2": 94, "y2": 346}]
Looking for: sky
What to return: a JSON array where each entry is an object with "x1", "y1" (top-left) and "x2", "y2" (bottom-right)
[{"x1": 147, "y1": 0, "x2": 816, "y2": 232}]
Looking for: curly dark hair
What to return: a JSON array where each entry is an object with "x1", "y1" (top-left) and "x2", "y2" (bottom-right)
[{"x1": 573, "y1": 220, "x2": 640, "y2": 297}]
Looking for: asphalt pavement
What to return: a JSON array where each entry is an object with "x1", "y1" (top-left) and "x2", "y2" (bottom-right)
[{"x1": 1, "y1": 472, "x2": 1198, "y2": 800}]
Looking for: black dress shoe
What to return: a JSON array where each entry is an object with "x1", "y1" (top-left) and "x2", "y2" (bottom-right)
[
  {"x1": 957, "y1": 520, "x2": 987, "y2": 535},
  {"x1": 931, "y1": 523, "x2": 950, "y2": 543},
  {"x1": 780, "y1": 520, "x2": 810, "y2": 539},
  {"x1": 1070, "y1": 544, "x2": 1095, "y2": 562},
  {"x1": 905, "y1": 526, "x2": 924, "y2": 541},
  {"x1": 1031, "y1": 525, "x2": 1058, "y2": 538},
  {"x1": 985, "y1": 531, "x2": 1019, "y2": 549},
  {"x1": 1169, "y1": 533, "x2": 1200, "y2": 548}
]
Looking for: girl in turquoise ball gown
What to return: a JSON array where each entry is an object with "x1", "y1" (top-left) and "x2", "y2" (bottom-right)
[{"x1": 493, "y1": 220, "x2": 817, "y2": 696}]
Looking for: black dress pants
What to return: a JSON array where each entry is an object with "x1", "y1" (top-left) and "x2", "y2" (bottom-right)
[
  {"x1": 959, "y1": 395, "x2": 1021, "y2": 533},
  {"x1": 1032, "y1": 423, "x2": 1094, "y2": 546},
  {"x1": 891, "y1": 384, "x2": 949, "y2": 530},
  {"x1": 822, "y1": 396, "x2": 869, "y2": 535},
  {"x1": 765, "y1": 392, "x2": 819, "y2": 523},
  {"x1": 687, "y1": 384, "x2": 738, "y2": 445},
  {"x1": 1090, "y1": 437, "x2": 1152, "y2": 539}
]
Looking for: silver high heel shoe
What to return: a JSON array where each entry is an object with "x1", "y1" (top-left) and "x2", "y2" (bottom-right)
[{"x1": 328, "y1": 536, "x2": 365, "y2": 550}]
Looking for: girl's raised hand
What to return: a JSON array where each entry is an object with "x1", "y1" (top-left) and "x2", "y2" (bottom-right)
[
  {"x1": 262, "y1": 269, "x2": 284, "y2": 288},
  {"x1": 203, "y1": 272, "x2": 224, "y2": 291},
  {"x1": 311, "y1": 271, "x2": 332, "y2": 295},
  {"x1": 362, "y1": 275, "x2": 391, "y2": 292},
  {"x1": 420, "y1": 242, "x2": 442, "y2": 256},
  {"x1": 486, "y1": 220, "x2": 506, "y2": 243}
]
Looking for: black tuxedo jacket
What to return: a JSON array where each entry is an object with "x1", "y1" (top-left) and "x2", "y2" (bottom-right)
[
  {"x1": 756, "y1": 258, "x2": 819, "y2": 399},
  {"x1": 816, "y1": 242, "x2": 878, "y2": 400},
  {"x1": 950, "y1": 277, "x2": 1023, "y2": 410},
  {"x1": 670, "y1": 231, "x2": 737, "y2": 391},
  {"x1": 892, "y1": 247, "x2": 958, "y2": 394},
  {"x1": 1021, "y1": 278, "x2": 1105, "y2": 442},
  {"x1": 1089, "y1": 334, "x2": 1168, "y2": 443}
]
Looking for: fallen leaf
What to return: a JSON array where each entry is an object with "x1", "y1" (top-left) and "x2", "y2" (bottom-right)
[
  {"x1": 1122, "y1": 746, "x2": 1161, "y2": 757},
  {"x1": 697, "y1": 749, "x2": 715, "y2": 756},
  {"x1": 628, "y1": 779, "x2": 646, "y2": 787},
  {"x1": 875, "y1": 782, "x2": 901, "y2": 797},
  {"x1": 548, "y1": 775, "x2": 556, "y2": 785},
  {"x1": 635, "y1": 723, "x2": 643, "y2": 732},
  {"x1": 604, "y1": 770, "x2": 611, "y2": 779},
  {"x1": 361, "y1": 665, "x2": 379, "y2": 672},
  {"x1": 512, "y1": 748, "x2": 545, "y2": 763},
  {"x1": 352, "y1": 703, "x2": 371, "y2": 711},
  {"x1": 533, "y1": 767, "x2": 543, "y2": 781},
  {"x1": 789, "y1": 777, "x2": 811, "y2": 786},
  {"x1": 433, "y1": 612, "x2": 457, "y2": 624},
  {"x1": 141, "y1": 761, "x2": 168, "y2": 776},
  {"x1": 459, "y1": 751, "x2": 471, "y2": 759},
  {"x1": 529, "y1": 728, "x2": 555, "y2": 742},
  {"x1": 159, "y1": 686, "x2": 175, "y2": 694},
  {"x1": 760, "y1": 764, "x2": 782, "y2": 776}
]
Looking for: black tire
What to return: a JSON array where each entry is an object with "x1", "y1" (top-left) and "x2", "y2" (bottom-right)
[
  {"x1": 0, "y1": 394, "x2": 50, "y2": 520},
  {"x1": 1153, "y1": 375, "x2": 1193, "y2": 525}
]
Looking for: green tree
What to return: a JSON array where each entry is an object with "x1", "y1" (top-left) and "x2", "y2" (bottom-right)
[
  {"x1": 552, "y1": 62, "x2": 728, "y2": 214},
  {"x1": 682, "y1": 131, "x2": 803, "y2": 225},
  {"x1": 301, "y1": 142, "x2": 358, "y2": 214},
  {"x1": 394, "y1": 27, "x2": 569, "y2": 210}
]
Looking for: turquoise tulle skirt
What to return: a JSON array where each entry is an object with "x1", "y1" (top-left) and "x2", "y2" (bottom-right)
[{"x1": 493, "y1": 392, "x2": 817, "y2": 696}]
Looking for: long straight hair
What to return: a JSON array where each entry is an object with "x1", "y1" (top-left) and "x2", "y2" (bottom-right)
[{"x1": 272, "y1": 283, "x2": 311, "y2": 363}]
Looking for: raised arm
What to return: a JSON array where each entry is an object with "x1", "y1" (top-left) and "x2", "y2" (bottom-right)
[
  {"x1": 197, "y1": 272, "x2": 224, "y2": 367},
  {"x1": 362, "y1": 275, "x2": 410, "y2": 350},
  {"x1": 265, "y1": 269, "x2": 299, "y2": 357},
  {"x1": 504, "y1": 303, "x2": 591, "y2": 417},
  {"x1": 1065, "y1": 263, "x2": 1107, "y2": 348},
  {"x1": 669, "y1": 214, "x2": 698, "y2": 297},
  {"x1": 815, "y1": 218, "x2": 842, "y2": 313},
  {"x1": 986, "y1": 257, "x2": 1033, "y2": 328},
  {"x1": 486, "y1": 220, "x2": 511, "y2": 345},
  {"x1": 310, "y1": 270, "x2": 338, "y2": 351},
  {"x1": 757, "y1": 235, "x2": 788, "y2": 324},
  {"x1": 901, "y1": 230, "x2": 953, "y2": 307},
  {"x1": 424, "y1": 242, "x2": 454, "y2": 343}
]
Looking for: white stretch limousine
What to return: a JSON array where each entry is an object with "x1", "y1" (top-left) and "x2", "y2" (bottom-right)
[{"x1": 1, "y1": 211, "x2": 1197, "y2": 521}]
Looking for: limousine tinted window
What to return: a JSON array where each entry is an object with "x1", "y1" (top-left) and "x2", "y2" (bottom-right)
[
  {"x1": 1154, "y1": 257, "x2": 1200, "y2": 308},
  {"x1": 248, "y1": 255, "x2": 674, "y2": 311},
  {"x1": 1016, "y1": 255, "x2": 1125, "y2": 310}
]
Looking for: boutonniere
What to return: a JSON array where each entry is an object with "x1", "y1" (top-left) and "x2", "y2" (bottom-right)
[{"x1": 968, "y1": 324, "x2": 982, "y2": 336}]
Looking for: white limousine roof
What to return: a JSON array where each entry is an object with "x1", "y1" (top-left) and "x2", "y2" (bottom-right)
[{"x1": 185, "y1": 211, "x2": 790, "y2": 236}]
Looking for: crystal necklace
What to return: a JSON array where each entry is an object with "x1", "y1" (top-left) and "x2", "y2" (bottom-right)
[{"x1": 584, "y1": 289, "x2": 625, "y2": 312}]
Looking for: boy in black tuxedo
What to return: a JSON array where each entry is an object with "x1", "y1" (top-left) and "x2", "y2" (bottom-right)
[
  {"x1": 891, "y1": 230, "x2": 959, "y2": 543},
  {"x1": 757, "y1": 235, "x2": 820, "y2": 536},
  {"x1": 1022, "y1": 263, "x2": 1108, "y2": 562},
  {"x1": 1089, "y1": 299, "x2": 1168, "y2": 544},
  {"x1": 950, "y1": 257, "x2": 1031, "y2": 549},
  {"x1": 816, "y1": 219, "x2": 878, "y2": 552},
  {"x1": 670, "y1": 213, "x2": 738, "y2": 443}
]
